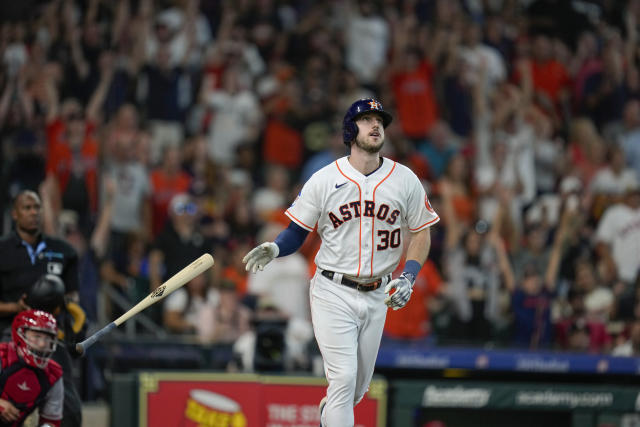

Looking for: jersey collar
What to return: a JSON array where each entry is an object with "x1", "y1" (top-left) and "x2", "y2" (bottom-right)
[{"x1": 339, "y1": 156, "x2": 392, "y2": 180}]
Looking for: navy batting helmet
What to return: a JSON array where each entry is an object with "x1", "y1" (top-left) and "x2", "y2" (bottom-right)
[{"x1": 342, "y1": 98, "x2": 393, "y2": 145}]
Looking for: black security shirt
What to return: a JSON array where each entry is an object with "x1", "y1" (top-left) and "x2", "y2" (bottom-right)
[{"x1": 0, "y1": 231, "x2": 79, "y2": 329}]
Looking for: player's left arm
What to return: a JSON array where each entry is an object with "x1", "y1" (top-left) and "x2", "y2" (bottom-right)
[
  {"x1": 38, "y1": 378, "x2": 63, "y2": 427},
  {"x1": 405, "y1": 228, "x2": 431, "y2": 268},
  {"x1": 384, "y1": 228, "x2": 431, "y2": 310},
  {"x1": 385, "y1": 169, "x2": 438, "y2": 310}
]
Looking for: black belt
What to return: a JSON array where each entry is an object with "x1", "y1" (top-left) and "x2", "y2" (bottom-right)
[{"x1": 321, "y1": 270, "x2": 388, "y2": 292}]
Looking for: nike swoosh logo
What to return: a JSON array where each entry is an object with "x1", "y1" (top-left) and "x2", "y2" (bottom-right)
[{"x1": 335, "y1": 182, "x2": 348, "y2": 189}]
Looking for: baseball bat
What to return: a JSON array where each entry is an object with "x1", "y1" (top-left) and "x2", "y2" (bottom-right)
[{"x1": 75, "y1": 253, "x2": 214, "y2": 356}]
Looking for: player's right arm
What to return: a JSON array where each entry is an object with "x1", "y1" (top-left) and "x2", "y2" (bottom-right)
[
  {"x1": 244, "y1": 173, "x2": 323, "y2": 273},
  {"x1": 243, "y1": 222, "x2": 310, "y2": 273}
]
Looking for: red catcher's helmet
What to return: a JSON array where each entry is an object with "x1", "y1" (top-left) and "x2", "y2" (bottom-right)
[{"x1": 12, "y1": 309, "x2": 57, "y2": 369}]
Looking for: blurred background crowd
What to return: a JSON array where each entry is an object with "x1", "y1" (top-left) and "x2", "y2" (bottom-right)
[{"x1": 2, "y1": 0, "x2": 640, "y2": 399}]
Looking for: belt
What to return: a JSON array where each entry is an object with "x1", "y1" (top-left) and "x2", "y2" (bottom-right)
[{"x1": 321, "y1": 270, "x2": 388, "y2": 292}]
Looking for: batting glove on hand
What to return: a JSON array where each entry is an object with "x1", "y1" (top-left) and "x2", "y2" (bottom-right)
[
  {"x1": 243, "y1": 242, "x2": 279, "y2": 273},
  {"x1": 384, "y1": 273, "x2": 415, "y2": 310}
]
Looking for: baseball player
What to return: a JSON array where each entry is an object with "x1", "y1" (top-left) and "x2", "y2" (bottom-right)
[
  {"x1": 0, "y1": 309, "x2": 63, "y2": 426},
  {"x1": 243, "y1": 98, "x2": 439, "y2": 426}
]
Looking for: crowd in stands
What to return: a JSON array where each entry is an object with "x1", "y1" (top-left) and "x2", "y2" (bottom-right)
[{"x1": 2, "y1": 0, "x2": 640, "y2": 385}]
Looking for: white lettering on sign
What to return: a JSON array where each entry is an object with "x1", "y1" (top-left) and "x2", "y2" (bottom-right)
[{"x1": 267, "y1": 404, "x2": 297, "y2": 422}]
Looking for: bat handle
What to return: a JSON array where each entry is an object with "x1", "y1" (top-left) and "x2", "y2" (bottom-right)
[{"x1": 75, "y1": 322, "x2": 117, "y2": 356}]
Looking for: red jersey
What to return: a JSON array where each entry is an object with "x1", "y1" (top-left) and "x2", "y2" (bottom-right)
[
  {"x1": 150, "y1": 169, "x2": 192, "y2": 237},
  {"x1": 46, "y1": 119, "x2": 99, "y2": 214}
]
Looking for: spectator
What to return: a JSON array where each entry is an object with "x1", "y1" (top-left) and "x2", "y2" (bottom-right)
[
  {"x1": 101, "y1": 129, "x2": 152, "y2": 256},
  {"x1": 589, "y1": 145, "x2": 638, "y2": 219},
  {"x1": 618, "y1": 99, "x2": 640, "y2": 180},
  {"x1": 556, "y1": 287, "x2": 613, "y2": 354},
  {"x1": 251, "y1": 165, "x2": 290, "y2": 223},
  {"x1": 458, "y1": 20, "x2": 506, "y2": 90},
  {"x1": 594, "y1": 181, "x2": 640, "y2": 288},
  {"x1": 438, "y1": 154, "x2": 476, "y2": 229},
  {"x1": 133, "y1": 0, "x2": 197, "y2": 164},
  {"x1": 221, "y1": 240, "x2": 252, "y2": 299},
  {"x1": 612, "y1": 320, "x2": 640, "y2": 356},
  {"x1": 150, "y1": 145, "x2": 192, "y2": 237},
  {"x1": 196, "y1": 280, "x2": 251, "y2": 345},
  {"x1": 342, "y1": 0, "x2": 389, "y2": 89},
  {"x1": 201, "y1": 65, "x2": 262, "y2": 166},
  {"x1": 163, "y1": 272, "x2": 219, "y2": 337},
  {"x1": 511, "y1": 222, "x2": 551, "y2": 282},
  {"x1": 514, "y1": 33, "x2": 571, "y2": 122},
  {"x1": 301, "y1": 128, "x2": 347, "y2": 183},
  {"x1": 149, "y1": 194, "x2": 213, "y2": 293},
  {"x1": 444, "y1": 221, "x2": 502, "y2": 343},
  {"x1": 389, "y1": 16, "x2": 440, "y2": 141},
  {"x1": 418, "y1": 121, "x2": 459, "y2": 180},
  {"x1": 502, "y1": 203, "x2": 572, "y2": 349},
  {"x1": 583, "y1": 42, "x2": 629, "y2": 130}
]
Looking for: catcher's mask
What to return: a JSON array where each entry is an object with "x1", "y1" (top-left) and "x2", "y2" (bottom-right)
[
  {"x1": 12, "y1": 309, "x2": 57, "y2": 369},
  {"x1": 342, "y1": 98, "x2": 393, "y2": 146}
]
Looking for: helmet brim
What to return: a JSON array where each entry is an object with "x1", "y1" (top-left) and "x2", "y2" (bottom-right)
[{"x1": 352, "y1": 110, "x2": 393, "y2": 128}]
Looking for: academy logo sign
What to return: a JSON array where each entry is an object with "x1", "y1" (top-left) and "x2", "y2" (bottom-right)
[
  {"x1": 422, "y1": 386, "x2": 491, "y2": 408},
  {"x1": 516, "y1": 390, "x2": 613, "y2": 408}
]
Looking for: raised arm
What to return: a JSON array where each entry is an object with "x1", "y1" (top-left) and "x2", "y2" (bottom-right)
[
  {"x1": 64, "y1": 0, "x2": 90, "y2": 81},
  {"x1": 112, "y1": 0, "x2": 131, "y2": 47},
  {"x1": 489, "y1": 199, "x2": 516, "y2": 293},
  {"x1": 0, "y1": 77, "x2": 14, "y2": 127},
  {"x1": 544, "y1": 205, "x2": 575, "y2": 292},
  {"x1": 85, "y1": 52, "x2": 115, "y2": 122}
]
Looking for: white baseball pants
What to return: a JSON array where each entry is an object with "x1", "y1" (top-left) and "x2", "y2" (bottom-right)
[{"x1": 311, "y1": 270, "x2": 388, "y2": 427}]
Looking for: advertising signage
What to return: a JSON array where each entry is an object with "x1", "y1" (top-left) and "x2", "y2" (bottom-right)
[{"x1": 138, "y1": 372, "x2": 387, "y2": 427}]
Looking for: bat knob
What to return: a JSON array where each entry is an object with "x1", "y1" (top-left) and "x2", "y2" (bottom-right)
[{"x1": 70, "y1": 342, "x2": 85, "y2": 359}]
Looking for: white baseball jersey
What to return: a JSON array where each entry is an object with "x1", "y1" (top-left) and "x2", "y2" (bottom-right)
[{"x1": 285, "y1": 156, "x2": 439, "y2": 279}]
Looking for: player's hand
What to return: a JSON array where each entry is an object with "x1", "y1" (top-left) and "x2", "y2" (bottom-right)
[
  {"x1": 384, "y1": 273, "x2": 414, "y2": 310},
  {"x1": 243, "y1": 242, "x2": 279, "y2": 273},
  {"x1": 68, "y1": 341, "x2": 84, "y2": 359},
  {"x1": 0, "y1": 398, "x2": 19, "y2": 422}
]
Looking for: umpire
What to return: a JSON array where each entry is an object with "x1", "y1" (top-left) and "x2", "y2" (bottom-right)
[{"x1": 0, "y1": 190, "x2": 79, "y2": 333}]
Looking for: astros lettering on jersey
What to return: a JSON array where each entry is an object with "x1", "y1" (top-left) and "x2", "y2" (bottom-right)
[{"x1": 286, "y1": 156, "x2": 440, "y2": 279}]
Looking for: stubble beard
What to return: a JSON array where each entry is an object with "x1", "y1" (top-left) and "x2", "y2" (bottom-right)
[{"x1": 354, "y1": 135, "x2": 384, "y2": 154}]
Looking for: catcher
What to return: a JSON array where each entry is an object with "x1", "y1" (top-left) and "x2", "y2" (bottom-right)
[{"x1": 0, "y1": 309, "x2": 63, "y2": 426}]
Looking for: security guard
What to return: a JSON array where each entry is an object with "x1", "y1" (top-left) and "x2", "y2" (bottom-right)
[{"x1": 0, "y1": 190, "x2": 79, "y2": 334}]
